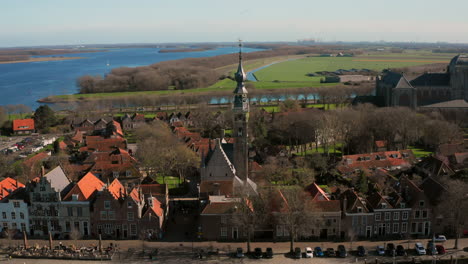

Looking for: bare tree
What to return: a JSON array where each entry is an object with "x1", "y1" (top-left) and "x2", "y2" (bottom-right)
[
  {"x1": 435, "y1": 180, "x2": 468, "y2": 249},
  {"x1": 135, "y1": 122, "x2": 199, "y2": 183},
  {"x1": 232, "y1": 192, "x2": 269, "y2": 253},
  {"x1": 274, "y1": 187, "x2": 315, "y2": 253}
]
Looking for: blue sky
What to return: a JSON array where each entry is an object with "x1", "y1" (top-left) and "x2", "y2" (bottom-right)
[{"x1": 2, "y1": 0, "x2": 468, "y2": 47}]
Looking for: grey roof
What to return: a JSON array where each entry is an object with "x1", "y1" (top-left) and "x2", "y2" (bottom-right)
[
  {"x1": 450, "y1": 55, "x2": 468, "y2": 66},
  {"x1": 44, "y1": 166, "x2": 71, "y2": 193},
  {"x1": 411, "y1": 73, "x2": 450, "y2": 86},
  {"x1": 395, "y1": 76, "x2": 414, "y2": 89},
  {"x1": 221, "y1": 143, "x2": 234, "y2": 163},
  {"x1": 420, "y1": 99, "x2": 468, "y2": 108},
  {"x1": 381, "y1": 71, "x2": 403, "y2": 87}
]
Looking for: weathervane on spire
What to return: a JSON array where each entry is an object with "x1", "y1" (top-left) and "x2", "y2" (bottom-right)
[{"x1": 238, "y1": 38, "x2": 243, "y2": 61}]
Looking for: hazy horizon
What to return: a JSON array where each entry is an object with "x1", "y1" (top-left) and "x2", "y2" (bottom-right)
[{"x1": 2, "y1": 0, "x2": 468, "y2": 47}]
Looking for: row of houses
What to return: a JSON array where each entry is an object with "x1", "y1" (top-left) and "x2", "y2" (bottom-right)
[
  {"x1": 199, "y1": 175, "x2": 439, "y2": 241},
  {"x1": 0, "y1": 166, "x2": 168, "y2": 240}
]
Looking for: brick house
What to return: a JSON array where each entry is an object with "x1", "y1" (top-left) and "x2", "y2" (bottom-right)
[
  {"x1": 367, "y1": 191, "x2": 412, "y2": 238},
  {"x1": 83, "y1": 148, "x2": 141, "y2": 183},
  {"x1": 12, "y1": 119, "x2": 35, "y2": 135},
  {"x1": 70, "y1": 117, "x2": 113, "y2": 134},
  {"x1": 91, "y1": 179, "x2": 164, "y2": 240},
  {"x1": 61, "y1": 172, "x2": 105, "y2": 238},
  {"x1": 340, "y1": 189, "x2": 374, "y2": 239},
  {"x1": 121, "y1": 113, "x2": 146, "y2": 131},
  {"x1": 199, "y1": 195, "x2": 244, "y2": 241},
  {"x1": 399, "y1": 176, "x2": 433, "y2": 237},
  {"x1": 304, "y1": 183, "x2": 342, "y2": 239}
]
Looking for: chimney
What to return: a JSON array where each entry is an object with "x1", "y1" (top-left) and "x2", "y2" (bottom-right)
[
  {"x1": 220, "y1": 129, "x2": 225, "y2": 139},
  {"x1": 41, "y1": 166, "x2": 45, "y2": 177},
  {"x1": 343, "y1": 197, "x2": 348, "y2": 212}
]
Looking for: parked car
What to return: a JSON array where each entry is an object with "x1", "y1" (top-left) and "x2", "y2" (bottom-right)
[
  {"x1": 436, "y1": 245, "x2": 446, "y2": 255},
  {"x1": 235, "y1": 248, "x2": 244, "y2": 258},
  {"x1": 396, "y1": 245, "x2": 406, "y2": 256},
  {"x1": 387, "y1": 243, "x2": 396, "y2": 256},
  {"x1": 434, "y1": 235, "x2": 447, "y2": 242},
  {"x1": 305, "y1": 247, "x2": 313, "y2": 258},
  {"x1": 253, "y1": 248, "x2": 262, "y2": 259},
  {"x1": 314, "y1": 247, "x2": 324, "y2": 257},
  {"x1": 294, "y1": 247, "x2": 302, "y2": 259},
  {"x1": 327, "y1": 248, "x2": 336, "y2": 257},
  {"x1": 357, "y1": 246, "x2": 367, "y2": 257},
  {"x1": 337, "y1": 245, "x2": 347, "y2": 258},
  {"x1": 427, "y1": 242, "x2": 437, "y2": 255},
  {"x1": 415, "y1": 243, "x2": 426, "y2": 255},
  {"x1": 376, "y1": 245, "x2": 385, "y2": 256},
  {"x1": 265, "y1": 248, "x2": 273, "y2": 258}
]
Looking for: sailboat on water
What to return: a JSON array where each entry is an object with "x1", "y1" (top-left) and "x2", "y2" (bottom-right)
[{"x1": 106, "y1": 60, "x2": 110, "y2": 66}]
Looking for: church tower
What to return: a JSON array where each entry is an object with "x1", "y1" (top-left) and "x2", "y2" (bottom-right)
[{"x1": 232, "y1": 41, "x2": 249, "y2": 181}]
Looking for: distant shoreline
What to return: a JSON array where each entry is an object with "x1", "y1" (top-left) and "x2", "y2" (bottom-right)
[
  {"x1": 0, "y1": 56, "x2": 85, "y2": 64},
  {"x1": 158, "y1": 48, "x2": 213, "y2": 53}
]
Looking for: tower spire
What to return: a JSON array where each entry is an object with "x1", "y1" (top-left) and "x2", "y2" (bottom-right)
[{"x1": 234, "y1": 39, "x2": 247, "y2": 94}]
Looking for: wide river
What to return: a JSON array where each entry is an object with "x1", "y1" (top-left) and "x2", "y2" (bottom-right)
[{"x1": 0, "y1": 47, "x2": 262, "y2": 109}]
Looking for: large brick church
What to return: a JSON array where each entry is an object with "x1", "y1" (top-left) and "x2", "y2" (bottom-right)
[
  {"x1": 376, "y1": 54, "x2": 468, "y2": 108},
  {"x1": 199, "y1": 43, "x2": 257, "y2": 197}
]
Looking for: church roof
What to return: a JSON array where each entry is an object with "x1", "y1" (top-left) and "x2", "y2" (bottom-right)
[
  {"x1": 411, "y1": 73, "x2": 450, "y2": 86},
  {"x1": 380, "y1": 71, "x2": 403, "y2": 86},
  {"x1": 395, "y1": 75, "x2": 414, "y2": 89},
  {"x1": 450, "y1": 54, "x2": 468, "y2": 66},
  {"x1": 420, "y1": 99, "x2": 468, "y2": 108}
]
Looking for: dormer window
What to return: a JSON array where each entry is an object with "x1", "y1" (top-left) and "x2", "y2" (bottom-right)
[
  {"x1": 126, "y1": 170, "x2": 132, "y2": 177},
  {"x1": 72, "y1": 194, "x2": 79, "y2": 201},
  {"x1": 113, "y1": 171, "x2": 119, "y2": 178},
  {"x1": 357, "y1": 206, "x2": 363, "y2": 213},
  {"x1": 381, "y1": 203, "x2": 387, "y2": 209},
  {"x1": 400, "y1": 202, "x2": 406, "y2": 208},
  {"x1": 419, "y1": 200, "x2": 425, "y2": 207}
]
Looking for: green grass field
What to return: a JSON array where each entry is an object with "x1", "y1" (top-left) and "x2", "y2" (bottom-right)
[
  {"x1": 254, "y1": 56, "x2": 451, "y2": 82},
  {"x1": 155, "y1": 175, "x2": 183, "y2": 189},
  {"x1": 408, "y1": 146, "x2": 433, "y2": 158},
  {"x1": 43, "y1": 51, "x2": 454, "y2": 103}
]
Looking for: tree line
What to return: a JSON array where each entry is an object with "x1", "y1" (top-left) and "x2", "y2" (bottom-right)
[{"x1": 76, "y1": 45, "x2": 353, "y2": 94}]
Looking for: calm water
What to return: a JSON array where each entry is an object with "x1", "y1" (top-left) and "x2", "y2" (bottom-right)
[{"x1": 0, "y1": 47, "x2": 262, "y2": 109}]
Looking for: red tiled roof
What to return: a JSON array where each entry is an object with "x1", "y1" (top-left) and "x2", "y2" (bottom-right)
[
  {"x1": 23, "y1": 152, "x2": 50, "y2": 169},
  {"x1": 84, "y1": 136, "x2": 126, "y2": 152},
  {"x1": 71, "y1": 130, "x2": 83, "y2": 143},
  {"x1": 63, "y1": 172, "x2": 105, "y2": 201},
  {"x1": 305, "y1": 183, "x2": 330, "y2": 201},
  {"x1": 311, "y1": 200, "x2": 341, "y2": 212},
  {"x1": 133, "y1": 113, "x2": 145, "y2": 121},
  {"x1": 111, "y1": 120, "x2": 124, "y2": 137},
  {"x1": 375, "y1": 140, "x2": 387, "y2": 148},
  {"x1": 129, "y1": 188, "x2": 141, "y2": 203},
  {"x1": 0, "y1": 178, "x2": 25, "y2": 200},
  {"x1": 58, "y1": 141, "x2": 67, "y2": 150},
  {"x1": 249, "y1": 161, "x2": 262, "y2": 172},
  {"x1": 145, "y1": 197, "x2": 163, "y2": 217},
  {"x1": 108, "y1": 178, "x2": 125, "y2": 199},
  {"x1": 201, "y1": 202, "x2": 236, "y2": 214},
  {"x1": 12, "y1": 119, "x2": 34, "y2": 131},
  {"x1": 200, "y1": 181, "x2": 234, "y2": 196},
  {"x1": 140, "y1": 184, "x2": 167, "y2": 196},
  {"x1": 338, "y1": 150, "x2": 415, "y2": 173}
]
